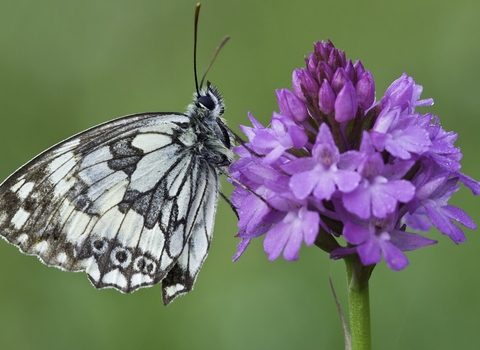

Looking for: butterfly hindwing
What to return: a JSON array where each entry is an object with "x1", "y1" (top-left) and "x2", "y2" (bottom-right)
[
  {"x1": 161, "y1": 160, "x2": 219, "y2": 303},
  {"x1": 0, "y1": 111, "x2": 223, "y2": 303}
]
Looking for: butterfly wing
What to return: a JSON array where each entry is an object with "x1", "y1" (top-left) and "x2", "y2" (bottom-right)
[{"x1": 0, "y1": 112, "x2": 220, "y2": 305}]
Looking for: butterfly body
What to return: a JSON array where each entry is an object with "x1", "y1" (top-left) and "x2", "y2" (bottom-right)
[{"x1": 0, "y1": 83, "x2": 232, "y2": 305}]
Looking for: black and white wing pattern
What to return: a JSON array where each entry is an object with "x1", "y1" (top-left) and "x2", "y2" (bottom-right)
[{"x1": 0, "y1": 83, "x2": 233, "y2": 305}]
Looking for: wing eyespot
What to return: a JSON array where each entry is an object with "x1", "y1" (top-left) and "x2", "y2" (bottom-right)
[
  {"x1": 134, "y1": 256, "x2": 157, "y2": 275},
  {"x1": 110, "y1": 247, "x2": 132, "y2": 269},
  {"x1": 92, "y1": 239, "x2": 108, "y2": 254}
]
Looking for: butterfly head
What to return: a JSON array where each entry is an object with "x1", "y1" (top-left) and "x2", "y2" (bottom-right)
[
  {"x1": 187, "y1": 80, "x2": 232, "y2": 161},
  {"x1": 192, "y1": 81, "x2": 225, "y2": 121}
]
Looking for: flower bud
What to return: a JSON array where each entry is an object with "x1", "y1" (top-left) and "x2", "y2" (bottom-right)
[
  {"x1": 276, "y1": 89, "x2": 309, "y2": 122},
  {"x1": 354, "y1": 60, "x2": 366, "y2": 80},
  {"x1": 334, "y1": 82, "x2": 358, "y2": 122},
  {"x1": 345, "y1": 59, "x2": 355, "y2": 82},
  {"x1": 317, "y1": 61, "x2": 333, "y2": 84},
  {"x1": 292, "y1": 69, "x2": 319, "y2": 103},
  {"x1": 318, "y1": 79, "x2": 336, "y2": 114},
  {"x1": 331, "y1": 68, "x2": 350, "y2": 94},
  {"x1": 356, "y1": 71, "x2": 375, "y2": 110}
]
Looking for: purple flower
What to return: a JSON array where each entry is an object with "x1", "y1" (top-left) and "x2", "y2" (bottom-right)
[
  {"x1": 342, "y1": 132, "x2": 415, "y2": 219},
  {"x1": 406, "y1": 173, "x2": 476, "y2": 244},
  {"x1": 263, "y1": 206, "x2": 320, "y2": 261},
  {"x1": 281, "y1": 123, "x2": 361, "y2": 201},
  {"x1": 371, "y1": 106, "x2": 432, "y2": 160},
  {"x1": 230, "y1": 40, "x2": 479, "y2": 270},
  {"x1": 331, "y1": 210, "x2": 437, "y2": 270},
  {"x1": 244, "y1": 112, "x2": 308, "y2": 164},
  {"x1": 381, "y1": 73, "x2": 434, "y2": 113}
]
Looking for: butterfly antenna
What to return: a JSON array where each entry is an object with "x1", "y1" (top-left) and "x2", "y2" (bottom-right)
[
  {"x1": 199, "y1": 35, "x2": 230, "y2": 91},
  {"x1": 193, "y1": 3, "x2": 230, "y2": 94},
  {"x1": 193, "y1": 3, "x2": 202, "y2": 96}
]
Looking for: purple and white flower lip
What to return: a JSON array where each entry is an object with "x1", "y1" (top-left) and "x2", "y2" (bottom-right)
[{"x1": 230, "y1": 40, "x2": 479, "y2": 269}]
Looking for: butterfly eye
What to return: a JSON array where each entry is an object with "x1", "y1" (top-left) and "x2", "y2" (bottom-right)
[{"x1": 197, "y1": 95, "x2": 216, "y2": 110}]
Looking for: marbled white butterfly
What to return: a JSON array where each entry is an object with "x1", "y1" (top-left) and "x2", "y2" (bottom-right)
[{"x1": 0, "y1": 3, "x2": 233, "y2": 305}]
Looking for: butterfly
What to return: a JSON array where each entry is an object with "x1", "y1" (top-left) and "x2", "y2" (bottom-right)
[{"x1": 0, "y1": 3, "x2": 233, "y2": 305}]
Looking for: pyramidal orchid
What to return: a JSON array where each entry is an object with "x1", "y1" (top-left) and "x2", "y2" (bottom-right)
[{"x1": 229, "y1": 40, "x2": 480, "y2": 349}]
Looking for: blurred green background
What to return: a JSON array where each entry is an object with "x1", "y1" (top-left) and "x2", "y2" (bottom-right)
[{"x1": 0, "y1": 0, "x2": 479, "y2": 349}]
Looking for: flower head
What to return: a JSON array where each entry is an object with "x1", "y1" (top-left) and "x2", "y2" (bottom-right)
[{"x1": 230, "y1": 40, "x2": 479, "y2": 270}]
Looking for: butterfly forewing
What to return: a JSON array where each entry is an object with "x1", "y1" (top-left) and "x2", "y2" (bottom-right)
[{"x1": 0, "y1": 108, "x2": 229, "y2": 304}]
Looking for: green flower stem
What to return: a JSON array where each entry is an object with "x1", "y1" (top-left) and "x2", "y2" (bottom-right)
[{"x1": 344, "y1": 256, "x2": 374, "y2": 350}]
